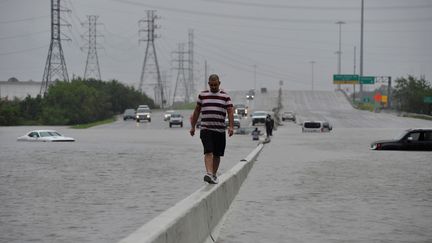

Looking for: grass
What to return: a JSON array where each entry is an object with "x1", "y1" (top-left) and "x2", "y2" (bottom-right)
[{"x1": 71, "y1": 117, "x2": 116, "y2": 129}]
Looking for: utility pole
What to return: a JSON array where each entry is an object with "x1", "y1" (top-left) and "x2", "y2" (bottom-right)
[
  {"x1": 310, "y1": 61, "x2": 316, "y2": 91},
  {"x1": 172, "y1": 43, "x2": 188, "y2": 104},
  {"x1": 359, "y1": 0, "x2": 364, "y2": 98},
  {"x1": 138, "y1": 10, "x2": 165, "y2": 108},
  {"x1": 82, "y1": 15, "x2": 102, "y2": 80},
  {"x1": 40, "y1": 0, "x2": 70, "y2": 95},
  {"x1": 335, "y1": 20, "x2": 345, "y2": 90},
  {"x1": 353, "y1": 46, "x2": 357, "y2": 103}
]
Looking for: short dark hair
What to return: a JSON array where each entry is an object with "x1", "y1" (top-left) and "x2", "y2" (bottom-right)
[{"x1": 209, "y1": 74, "x2": 219, "y2": 82}]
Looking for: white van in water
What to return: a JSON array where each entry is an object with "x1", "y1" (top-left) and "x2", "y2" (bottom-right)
[{"x1": 302, "y1": 121, "x2": 332, "y2": 133}]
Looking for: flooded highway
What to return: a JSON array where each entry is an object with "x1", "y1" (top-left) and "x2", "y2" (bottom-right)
[
  {"x1": 0, "y1": 110, "x2": 257, "y2": 243},
  {"x1": 1, "y1": 90, "x2": 432, "y2": 243}
]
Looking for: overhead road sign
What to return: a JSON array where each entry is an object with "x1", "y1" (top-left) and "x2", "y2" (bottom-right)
[
  {"x1": 359, "y1": 76, "x2": 375, "y2": 84},
  {"x1": 333, "y1": 74, "x2": 359, "y2": 84},
  {"x1": 424, "y1": 96, "x2": 432, "y2": 104}
]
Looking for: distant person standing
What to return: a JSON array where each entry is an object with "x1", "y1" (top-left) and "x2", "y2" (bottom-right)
[
  {"x1": 190, "y1": 74, "x2": 234, "y2": 184},
  {"x1": 265, "y1": 114, "x2": 273, "y2": 137},
  {"x1": 269, "y1": 115, "x2": 274, "y2": 136}
]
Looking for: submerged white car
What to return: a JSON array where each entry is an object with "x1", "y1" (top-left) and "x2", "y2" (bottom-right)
[{"x1": 17, "y1": 130, "x2": 75, "y2": 142}]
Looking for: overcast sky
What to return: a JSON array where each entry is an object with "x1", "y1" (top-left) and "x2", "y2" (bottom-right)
[{"x1": 1, "y1": 0, "x2": 431, "y2": 98}]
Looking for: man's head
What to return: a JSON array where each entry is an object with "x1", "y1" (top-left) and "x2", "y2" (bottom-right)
[{"x1": 208, "y1": 74, "x2": 220, "y2": 93}]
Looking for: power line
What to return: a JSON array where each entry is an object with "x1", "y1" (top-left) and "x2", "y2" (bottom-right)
[
  {"x1": 0, "y1": 45, "x2": 48, "y2": 56},
  {"x1": 0, "y1": 30, "x2": 49, "y2": 41},
  {"x1": 111, "y1": 0, "x2": 432, "y2": 24},
  {"x1": 0, "y1": 15, "x2": 49, "y2": 24},
  {"x1": 202, "y1": 0, "x2": 432, "y2": 11}
]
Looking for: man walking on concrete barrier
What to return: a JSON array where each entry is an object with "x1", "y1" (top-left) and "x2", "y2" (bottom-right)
[{"x1": 190, "y1": 74, "x2": 234, "y2": 184}]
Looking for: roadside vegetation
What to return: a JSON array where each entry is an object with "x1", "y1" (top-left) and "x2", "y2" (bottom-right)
[
  {"x1": 392, "y1": 75, "x2": 432, "y2": 115},
  {"x1": 0, "y1": 78, "x2": 155, "y2": 126},
  {"x1": 353, "y1": 75, "x2": 432, "y2": 116}
]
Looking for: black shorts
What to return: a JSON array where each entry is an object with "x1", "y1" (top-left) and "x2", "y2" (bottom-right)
[{"x1": 200, "y1": 129, "x2": 226, "y2": 157}]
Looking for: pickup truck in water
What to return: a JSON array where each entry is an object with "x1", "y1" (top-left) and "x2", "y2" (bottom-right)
[{"x1": 234, "y1": 104, "x2": 248, "y2": 117}]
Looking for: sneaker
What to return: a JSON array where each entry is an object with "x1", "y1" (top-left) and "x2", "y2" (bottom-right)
[
  {"x1": 204, "y1": 173, "x2": 218, "y2": 184},
  {"x1": 212, "y1": 174, "x2": 219, "y2": 184}
]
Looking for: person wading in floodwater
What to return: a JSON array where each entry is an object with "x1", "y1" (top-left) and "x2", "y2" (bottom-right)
[{"x1": 189, "y1": 74, "x2": 234, "y2": 184}]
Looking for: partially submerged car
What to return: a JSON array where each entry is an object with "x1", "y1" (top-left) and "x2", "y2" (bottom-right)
[
  {"x1": 17, "y1": 130, "x2": 75, "y2": 142},
  {"x1": 251, "y1": 111, "x2": 268, "y2": 126},
  {"x1": 164, "y1": 110, "x2": 175, "y2": 121},
  {"x1": 370, "y1": 128, "x2": 432, "y2": 151},
  {"x1": 225, "y1": 114, "x2": 241, "y2": 129},
  {"x1": 136, "y1": 107, "x2": 151, "y2": 122},
  {"x1": 234, "y1": 104, "x2": 248, "y2": 117},
  {"x1": 282, "y1": 111, "x2": 296, "y2": 122},
  {"x1": 169, "y1": 113, "x2": 183, "y2": 127},
  {"x1": 246, "y1": 89, "x2": 255, "y2": 100},
  {"x1": 123, "y1": 108, "x2": 136, "y2": 120},
  {"x1": 302, "y1": 121, "x2": 332, "y2": 133}
]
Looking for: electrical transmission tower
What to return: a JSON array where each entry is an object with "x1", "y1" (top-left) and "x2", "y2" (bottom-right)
[
  {"x1": 82, "y1": 15, "x2": 102, "y2": 80},
  {"x1": 138, "y1": 10, "x2": 165, "y2": 108},
  {"x1": 187, "y1": 29, "x2": 195, "y2": 102},
  {"x1": 40, "y1": 0, "x2": 71, "y2": 95},
  {"x1": 172, "y1": 43, "x2": 189, "y2": 104}
]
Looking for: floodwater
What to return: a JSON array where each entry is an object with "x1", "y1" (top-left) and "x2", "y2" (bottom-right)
[
  {"x1": 218, "y1": 125, "x2": 432, "y2": 242},
  {"x1": 0, "y1": 113, "x2": 257, "y2": 243}
]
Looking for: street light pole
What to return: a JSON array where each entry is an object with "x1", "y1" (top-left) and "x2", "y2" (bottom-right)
[
  {"x1": 310, "y1": 61, "x2": 316, "y2": 91},
  {"x1": 253, "y1": 64, "x2": 257, "y2": 91},
  {"x1": 336, "y1": 20, "x2": 345, "y2": 90},
  {"x1": 360, "y1": 0, "x2": 364, "y2": 98}
]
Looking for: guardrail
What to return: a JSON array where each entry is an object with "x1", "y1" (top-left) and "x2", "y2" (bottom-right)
[{"x1": 118, "y1": 143, "x2": 264, "y2": 243}]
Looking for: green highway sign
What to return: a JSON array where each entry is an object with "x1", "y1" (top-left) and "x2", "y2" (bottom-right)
[
  {"x1": 333, "y1": 74, "x2": 359, "y2": 84},
  {"x1": 359, "y1": 76, "x2": 375, "y2": 84},
  {"x1": 424, "y1": 96, "x2": 432, "y2": 104}
]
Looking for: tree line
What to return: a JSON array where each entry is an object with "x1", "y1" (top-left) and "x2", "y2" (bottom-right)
[
  {"x1": 393, "y1": 75, "x2": 432, "y2": 115},
  {"x1": 0, "y1": 78, "x2": 155, "y2": 126}
]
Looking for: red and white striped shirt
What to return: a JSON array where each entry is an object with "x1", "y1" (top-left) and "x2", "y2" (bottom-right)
[{"x1": 197, "y1": 89, "x2": 233, "y2": 133}]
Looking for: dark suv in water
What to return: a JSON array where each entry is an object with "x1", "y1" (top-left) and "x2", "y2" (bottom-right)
[
  {"x1": 123, "y1": 109, "x2": 136, "y2": 120},
  {"x1": 370, "y1": 128, "x2": 432, "y2": 151}
]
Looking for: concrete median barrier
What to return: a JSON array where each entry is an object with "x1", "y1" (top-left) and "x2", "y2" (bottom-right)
[{"x1": 118, "y1": 143, "x2": 264, "y2": 243}]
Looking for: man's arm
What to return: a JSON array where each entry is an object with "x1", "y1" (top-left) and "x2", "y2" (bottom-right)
[
  {"x1": 227, "y1": 106, "x2": 234, "y2": 137},
  {"x1": 189, "y1": 105, "x2": 201, "y2": 136}
]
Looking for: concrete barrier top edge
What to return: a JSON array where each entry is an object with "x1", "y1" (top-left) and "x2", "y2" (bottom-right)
[{"x1": 118, "y1": 143, "x2": 264, "y2": 243}]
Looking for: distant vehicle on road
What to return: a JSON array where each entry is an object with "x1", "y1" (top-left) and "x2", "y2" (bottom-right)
[
  {"x1": 17, "y1": 130, "x2": 75, "y2": 142},
  {"x1": 225, "y1": 114, "x2": 241, "y2": 128},
  {"x1": 302, "y1": 121, "x2": 332, "y2": 133},
  {"x1": 370, "y1": 128, "x2": 432, "y2": 151},
  {"x1": 164, "y1": 110, "x2": 175, "y2": 121},
  {"x1": 123, "y1": 108, "x2": 136, "y2": 121},
  {"x1": 234, "y1": 104, "x2": 248, "y2": 117},
  {"x1": 251, "y1": 111, "x2": 268, "y2": 126},
  {"x1": 246, "y1": 89, "x2": 255, "y2": 100},
  {"x1": 169, "y1": 113, "x2": 183, "y2": 127},
  {"x1": 136, "y1": 107, "x2": 151, "y2": 122},
  {"x1": 282, "y1": 111, "x2": 296, "y2": 122}
]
